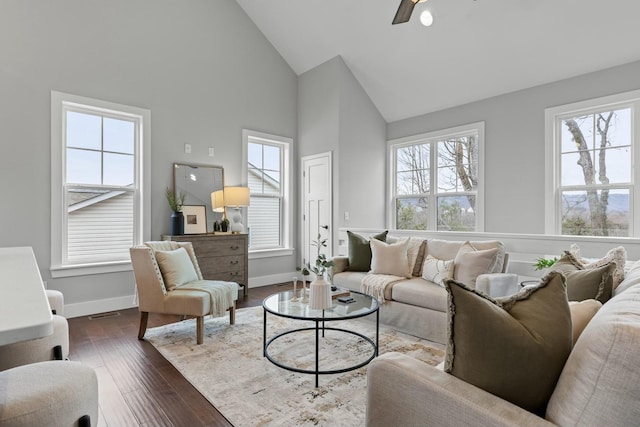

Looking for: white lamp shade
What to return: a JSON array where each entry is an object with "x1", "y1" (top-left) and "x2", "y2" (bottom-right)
[
  {"x1": 211, "y1": 190, "x2": 225, "y2": 212},
  {"x1": 223, "y1": 187, "x2": 250, "y2": 207}
]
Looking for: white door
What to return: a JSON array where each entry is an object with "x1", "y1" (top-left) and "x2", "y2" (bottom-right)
[{"x1": 302, "y1": 152, "x2": 332, "y2": 274}]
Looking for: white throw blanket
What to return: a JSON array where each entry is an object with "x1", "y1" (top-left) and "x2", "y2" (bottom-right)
[
  {"x1": 360, "y1": 273, "x2": 405, "y2": 303},
  {"x1": 176, "y1": 280, "x2": 237, "y2": 317}
]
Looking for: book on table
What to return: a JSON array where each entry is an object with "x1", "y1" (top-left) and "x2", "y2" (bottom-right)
[{"x1": 331, "y1": 286, "x2": 350, "y2": 299}]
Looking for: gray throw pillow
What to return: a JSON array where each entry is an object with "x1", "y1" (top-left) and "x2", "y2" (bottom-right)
[
  {"x1": 444, "y1": 272, "x2": 572, "y2": 415},
  {"x1": 551, "y1": 252, "x2": 616, "y2": 303},
  {"x1": 347, "y1": 230, "x2": 388, "y2": 272}
]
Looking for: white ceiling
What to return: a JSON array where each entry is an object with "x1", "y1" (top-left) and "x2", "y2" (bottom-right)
[{"x1": 235, "y1": 0, "x2": 640, "y2": 122}]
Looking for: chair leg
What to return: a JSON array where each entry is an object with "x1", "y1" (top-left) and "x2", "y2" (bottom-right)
[
  {"x1": 78, "y1": 415, "x2": 91, "y2": 427},
  {"x1": 196, "y1": 316, "x2": 204, "y2": 345},
  {"x1": 138, "y1": 311, "x2": 149, "y2": 340},
  {"x1": 229, "y1": 302, "x2": 236, "y2": 325}
]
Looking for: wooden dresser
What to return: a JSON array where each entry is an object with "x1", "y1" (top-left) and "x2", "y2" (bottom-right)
[{"x1": 162, "y1": 233, "x2": 248, "y2": 297}]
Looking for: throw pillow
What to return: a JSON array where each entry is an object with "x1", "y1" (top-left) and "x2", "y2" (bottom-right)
[
  {"x1": 551, "y1": 252, "x2": 616, "y2": 304},
  {"x1": 370, "y1": 237, "x2": 411, "y2": 278},
  {"x1": 411, "y1": 240, "x2": 428, "y2": 277},
  {"x1": 155, "y1": 247, "x2": 198, "y2": 291},
  {"x1": 569, "y1": 244, "x2": 627, "y2": 289},
  {"x1": 569, "y1": 299, "x2": 602, "y2": 345},
  {"x1": 444, "y1": 272, "x2": 572, "y2": 415},
  {"x1": 347, "y1": 230, "x2": 388, "y2": 271},
  {"x1": 421, "y1": 255, "x2": 454, "y2": 286},
  {"x1": 453, "y1": 242, "x2": 500, "y2": 288}
]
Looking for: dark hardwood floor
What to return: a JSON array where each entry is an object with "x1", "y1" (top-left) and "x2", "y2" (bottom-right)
[{"x1": 68, "y1": 282, "x2": 293, "y2": 427}]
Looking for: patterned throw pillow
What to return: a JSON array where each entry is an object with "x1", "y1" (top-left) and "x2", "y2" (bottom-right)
[{"x1": 421, "y1": 255, "x2": 454, "y2": 286}]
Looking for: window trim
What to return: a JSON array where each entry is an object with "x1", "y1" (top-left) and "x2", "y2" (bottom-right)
[
  {"x1": 242, "y1": 129, "x2": 293, "y2": 257},
  {"x1": 387, "y1": 121, "x2": 485, "y2": 231},
  {"x1": 544, "y1": 89, "x2": 640, "y2": 236},
  {"x1": 50, "y1": 91, "x2": 151, "y2": 277}
]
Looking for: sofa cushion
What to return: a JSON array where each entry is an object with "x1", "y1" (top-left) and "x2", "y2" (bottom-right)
[
  {"x1": 421, "y1": 255, "x2": 454, "y2": 286},
  {"x1": 391, "y1": 278, "x2": 448, "y2": 312},
  {"x1": 453, "y1": 243, "x2": 500, "y2": 288},
  {"x1": 569, "y1": 244, "x2": 626, "y2": 288},
  {"x1": 444, "y1": 272, "x2": 572, "y2": 415},
  {"x1": 370, "y1": 238, "x2": 411, "y2": 278},
  {"x1": 569, "y1": 299, "x2": 601, "y2": 345},
  {"x1": 552, "y1": 252, "x2": 616, "y2": 304},
  {"x1": 346, "y1": 230, "x2": 388, "y2": 271},
  {"x1": 427, "y1": 239, "x2": 506, "y2": 274},
  {"x1": 546, "y1": 284, "x2": 640, "y2": 426}
]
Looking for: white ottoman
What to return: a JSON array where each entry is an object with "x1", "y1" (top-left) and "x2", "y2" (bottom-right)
[{"x1": 0, "y1": 361, "x2": 98, "y2": 427}]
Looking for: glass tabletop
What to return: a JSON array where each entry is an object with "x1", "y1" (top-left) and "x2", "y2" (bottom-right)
[{"x1": 263, "y1": 290, "x2": 379, "y2": 321}]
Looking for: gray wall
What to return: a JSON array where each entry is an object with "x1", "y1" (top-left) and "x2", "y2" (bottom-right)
[
  {"x1": 388, "y1": 60, "x2": 640, "y2": 234},
  {"x1": 298, "y1": 56, "x2": 386, "y2": 254},
  {"x1": 0, "y1": 0, "x2": 297, "y2": 311}
]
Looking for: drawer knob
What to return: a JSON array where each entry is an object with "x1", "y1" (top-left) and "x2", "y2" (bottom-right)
[
  {"x1": 230, "y1": 245, "x2": 239, "y2": 250},
  {"x1": 230, "y1": 260, "x2": 239, "y2": 265}
]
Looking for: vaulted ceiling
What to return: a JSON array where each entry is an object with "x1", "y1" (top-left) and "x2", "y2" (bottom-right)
[{"x1": 235, "y1": 0, "x2": 640, "y2": 122}]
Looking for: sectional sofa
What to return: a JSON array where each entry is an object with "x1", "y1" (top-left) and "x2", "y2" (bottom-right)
[
  {"x1": 331, "y1": 232, "x2": 515, "y2": 344},
  {"x1": 366, "y1": 249, "x2": 640, "y2": 426}
]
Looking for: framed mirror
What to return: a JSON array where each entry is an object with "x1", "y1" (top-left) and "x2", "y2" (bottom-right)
[{"x1": 173, "y1": 163, "x2": 224, "y2": 233}]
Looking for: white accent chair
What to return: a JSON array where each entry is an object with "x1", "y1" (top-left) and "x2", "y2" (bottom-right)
[{"x1": 130, "y1": 241, "x2": 238, "y2": 344}]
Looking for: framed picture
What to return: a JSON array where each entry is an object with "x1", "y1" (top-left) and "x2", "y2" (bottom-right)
[{"x1": 182, "y1": 205, "x2": 207, "y2": 234}]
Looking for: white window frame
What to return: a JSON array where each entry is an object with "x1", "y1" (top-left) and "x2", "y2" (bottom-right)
[
  {"x1": 242, "y1": 129, "x2": 293, "y2": 258},
  {"x1": 51, "y1": 91, "x2": 150, "y2": 277},
  {"x1": 387, "y1": 122, "x2": 485, "y2": 231},
  {"x1": 545, "y1": 89, "x2": 640, "y2": 237}
]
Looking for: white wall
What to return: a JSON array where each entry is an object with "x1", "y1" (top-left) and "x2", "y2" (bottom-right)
[
  {"x1": 297, "y1": 56, "x2": 387, "y2": 255},
  {"x1": 387, "y1": 60, "x2": 640, "y2": 234},
  {"x1": 0, "y1": 0, "x2": 297, "y2": 315}
]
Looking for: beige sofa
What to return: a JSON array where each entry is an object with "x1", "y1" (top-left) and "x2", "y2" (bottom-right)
[
  {"x1": 331, "y1": 235, "x2": 515, "y2": 344},
  {"x1": 365, "y1": 259, "x2": 640, "y2": 427}
]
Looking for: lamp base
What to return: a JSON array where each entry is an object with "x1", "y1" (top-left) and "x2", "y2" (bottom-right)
[{"x1": 230, "y1": 208, "x2": 244, "y2": 234}]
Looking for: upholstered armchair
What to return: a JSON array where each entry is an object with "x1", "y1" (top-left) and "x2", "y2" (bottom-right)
[{"x1": 130, "y1": 241, "x2": 238, "y2": 344}]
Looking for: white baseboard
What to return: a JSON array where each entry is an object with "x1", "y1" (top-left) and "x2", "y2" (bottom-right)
[
  {"x1": 65, "y1": 273, "x2": 300, "y2": 317},
  {"x1": 65, "y1": 295, "x2": 137, "y2": 319},
  {"x1": 248, "y1": 271, "x2": 300, "y2": 288}
]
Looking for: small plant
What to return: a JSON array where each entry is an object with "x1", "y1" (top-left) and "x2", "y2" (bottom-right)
[
  {"x1": 165, "y1": 188, "x2": 186, "y2": 212},
  {"x1": 297, "y1": 225, "x2": 334, "y2": 278},
  {"x1": 533, "y1": 256, "x2": 558, "y2": 271}
]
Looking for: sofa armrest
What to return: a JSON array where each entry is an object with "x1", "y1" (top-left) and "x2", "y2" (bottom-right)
[
  {"x1": 476, "y1": 273, "x2": 519, "y2": 297},
  {"x1": 366, "y1": 353, "x2": 554, "y2": 427},
  {"x1": 332, "y1": 256, "x2": 350, "y2": 274}
]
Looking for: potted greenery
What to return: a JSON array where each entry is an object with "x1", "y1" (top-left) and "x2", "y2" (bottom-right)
[
  {"x1": 297, "y1": 226, "x2": 334, "y2": 309},
  {"x1": 165, "y1": 188, "x2": 186, "y2": 235},
  {"x1": 533, "y1": 256, "x2": 558, "y2": 271}
]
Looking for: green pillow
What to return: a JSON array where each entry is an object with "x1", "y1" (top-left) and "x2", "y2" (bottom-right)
[
  {"x1": 551, "y1": 252, "x2": 616, "y2": 303},
  {"x1": 347, "y1": 230, "x2": 388, "y2": 271},
  {"x1": 444, "y1": 272, "x2": 572, "y2": 415}
]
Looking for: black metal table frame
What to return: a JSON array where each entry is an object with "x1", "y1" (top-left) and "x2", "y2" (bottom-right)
[{"x1": 263, "y1": 297, "x2": 379, "y2": 388}]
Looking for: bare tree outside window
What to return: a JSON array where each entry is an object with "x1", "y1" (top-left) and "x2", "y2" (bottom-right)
[
  {"x1": 395, "y1": 135, "x2": 478, "y2": 231},
  {"x1": 560, "y1": 108, "x2": 631, "y2": 236}
]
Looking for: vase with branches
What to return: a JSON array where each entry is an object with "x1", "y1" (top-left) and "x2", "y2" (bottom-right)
[
  {"x1": 166, "y1": 188, "x2": 186, "y2": 235},
  {"x1": 297, "y1": 226, "x2": 334, "y2": 309}
]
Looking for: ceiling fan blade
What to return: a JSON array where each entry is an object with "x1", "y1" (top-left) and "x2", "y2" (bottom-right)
[{"x1": 392, "y1": 0, "x2": 418, "y2": 25}]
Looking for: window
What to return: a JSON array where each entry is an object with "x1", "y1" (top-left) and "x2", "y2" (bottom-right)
[
  {"x1": 388, "y1": 122, "x2": 484, "y2": 231},
  {"x1": 51, "y1": 92, "x2": 150, "y2": 277},
  {"x1": 243, "y1": 129, "x2": 292, "y2": 255},
  {"x1": 545, "y1": 90, "x2": 640, "y2": 237}
]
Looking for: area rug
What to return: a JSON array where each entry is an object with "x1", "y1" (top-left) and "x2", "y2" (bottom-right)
[{"x1": 145, "y1": 306, "x2": 445, "y2": 427}]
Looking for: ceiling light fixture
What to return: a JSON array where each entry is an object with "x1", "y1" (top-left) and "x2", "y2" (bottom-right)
[{"x1": 420, "y1": 10, "x2": 434, "y2": 27}]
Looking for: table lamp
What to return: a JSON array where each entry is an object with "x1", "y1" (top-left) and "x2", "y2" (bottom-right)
[{"x1": 223, "y1": 186, "x2": 250, "y2": 233}]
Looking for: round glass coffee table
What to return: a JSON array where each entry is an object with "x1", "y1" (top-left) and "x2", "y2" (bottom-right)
[{"x1": 262, "y1": 290, "x2": 379, "y2": 387}]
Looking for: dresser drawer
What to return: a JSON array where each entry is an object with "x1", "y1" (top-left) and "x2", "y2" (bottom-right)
[
  {"x1": 205, "y1": 270, "x2": 245, "y2": 284},
  {"x1": 191, "y1": 239, "x2": 246, "y2": 257},
  {"x1": 199, "y1": 255, "x2": 245, "y2": 275}
]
